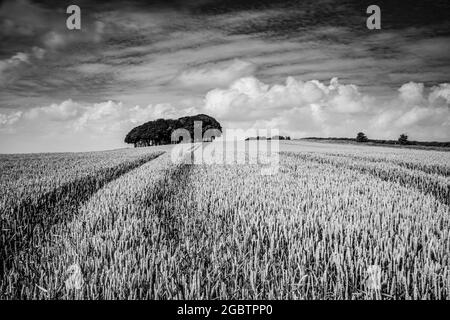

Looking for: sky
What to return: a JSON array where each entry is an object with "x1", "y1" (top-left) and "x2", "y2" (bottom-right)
[{"x1": 0, "y1": 0, "x2": 449, "y2": 153}]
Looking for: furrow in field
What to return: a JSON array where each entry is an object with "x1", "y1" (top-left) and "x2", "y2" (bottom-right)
[
  {"x1": 3, "y1": 144, "x2": 450, "y2": 300},
  {"x1": 324, "y1": 151, "x2": 450, "y2": 177},
  {"x1": 0, "y1": 150, "x2": 164, "y2": 298},
  {"x1": 283, "y1": 152, "x2": 450, "y2": 207},
  {"x1": 41, "y1": 151, "x2": 448, "y2": 300},
  {"x1": 158, "y1": 155, "x2": 449, "y2": 299},
  {"x1": 0, "y1": 148, "x2": 196, "y2": 299},
  {"x1": 56, "y1": 153, "x2": 192, "y2": 299}
]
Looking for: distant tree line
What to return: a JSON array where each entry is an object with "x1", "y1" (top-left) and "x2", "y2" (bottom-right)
[
  {"x1": 245, "y1": 135, "x2": 291, "y2": 141},
  {"x1": 303, "y1": 132, "x2": 450, "y2": 148}
]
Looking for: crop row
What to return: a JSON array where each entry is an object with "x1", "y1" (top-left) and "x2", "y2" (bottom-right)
[
  {"x1": 2, "y1": 145, "x2": 449, "y2": 299},
  {"x1": 0, "y1": 148, "x2": 164, "y2": 298},
  {"x1": 284, "y1": 152, "x2": 450, "y2": 207},
  {"x1": 323, "y1": 151, "x2": 450, "y2": 177},
  {"x1": 6, "y1": 151, "x2": 446, "y2": 299}
]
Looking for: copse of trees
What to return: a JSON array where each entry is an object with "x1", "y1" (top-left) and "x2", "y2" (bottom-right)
[{"x1": 125, "y1": 114, "x2": 222, "y2": 147}]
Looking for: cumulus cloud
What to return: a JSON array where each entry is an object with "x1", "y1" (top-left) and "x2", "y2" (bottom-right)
[
  {"x1": 1, "y1": 100, "x2": 193, "y2": 132},
  {"x1": 0, "y1": 99, "x2": 197, "y2": 153},
  {"x1": 398, "y1": 82, "x2": 425, "y2": 104},
  {"x1": 428, "y1": 83, "x2": 450, "y2": 106},
  {"x1": 204, "y1": 76, "x2": 450, "y2": 141},
  {"x1": 204, "y1": 76, "x2": 371, "y2": 121},
  {"x1": 0, "y1": 112, "x2": 22, "y2": 126},
  {"x1": 172, "y1": 59, "x2": 257, "y2": 90},
  {"x1": 1, "y1": 76, "x2": 449, "y2": 153}
]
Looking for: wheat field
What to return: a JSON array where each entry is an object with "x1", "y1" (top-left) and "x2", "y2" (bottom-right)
[{"x1": 1, "y1": 141, "x2": 449, "y2": 299}]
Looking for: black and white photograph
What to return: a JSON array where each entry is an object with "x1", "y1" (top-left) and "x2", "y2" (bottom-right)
[{"x1": 0, "y1": 0, "x2": 449, "y2": 309}]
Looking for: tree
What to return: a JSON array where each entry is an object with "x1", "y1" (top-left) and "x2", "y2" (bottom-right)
[
  {"x1": 398, "y1": 133, "x2": 409, "y2": 145},
  {"x1": 356, "y1": 132, "x2": 368, "y2": 143},
  {"x1": 125, "y1": 114, "x2": 222, "y2": 146}
]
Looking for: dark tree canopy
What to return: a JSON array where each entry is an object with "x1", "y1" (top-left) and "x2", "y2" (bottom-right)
[
  {"x1": 125, "y1": 114, "x2": 222, "y2": 146},
  {"x1": 398, "y1": 133, "x2": 409, "y2": 145},
  {"x1": 356, "y1": 132, "x2": 368, "y2": 143}
]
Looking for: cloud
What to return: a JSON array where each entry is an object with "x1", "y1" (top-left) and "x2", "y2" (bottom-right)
[
  {"x1": 203, "y1": 76, "x2": 450, "y2": 141},
  {"x1": 0, "y1": 111, "x2": 22, "y2": 126},
  {"x1": 203, "y1": 76, "x2": 370, "y2": 120},
  {"x1": 42, "y1": 22, "x2": 104, "y2": 50},
  {"x1": 1, "y1": 0, "x2": 450, "y2": 152},
  {"x1": 0, "y1": 0, "x2": 104, "y2": 90},
  {"x1": 24, "y1": 99, "x2": 83, "y2": 122},
  {"x1": 0, "y1": 99, "x2": 193, "y2": 133},
  {"x1": 0, "y1": 52, "x2": 31, "y2": 85},
  {"x1": 0, "y1": 47, "x2": 46, "y2": 85},
  {"x1": 0, "y1": 53, "x2": 29, "y2": 72},
  {"x1": 172, "y1": 59, "x2": 257, "y2": 90},
  {"x1": 0, "y1": 99, "x2": 197, "y2": 153},
  {"x1": 0, "y1": 77, "x2": 449, "y2": 153},
  {"x1": 0, "y1": 0, "x2": 105, "y2": 47},
  {"x1": 1, "y1": 0, "x2": 449, "y2": 116},
  {"x1": 398, "y1": 82, "x2": 425, "y2": 104},
  {"x1": 428, "y1": 83, "x2": 450, "y2": 106},
  {"x1": 31, "y1": 46, "x2": 46, "y2": 59},
  {"x1": 0, "y1": 0, "x2": 49, "y2": 37}
]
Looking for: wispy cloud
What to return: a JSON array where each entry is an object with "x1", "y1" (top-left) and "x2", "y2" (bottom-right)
[
  {"x1": 0, "y1": 0, "x2": 449, "y2": 151},
  {"x1": 171, "y1": 59, "x2": 257, "y2": 90}
]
